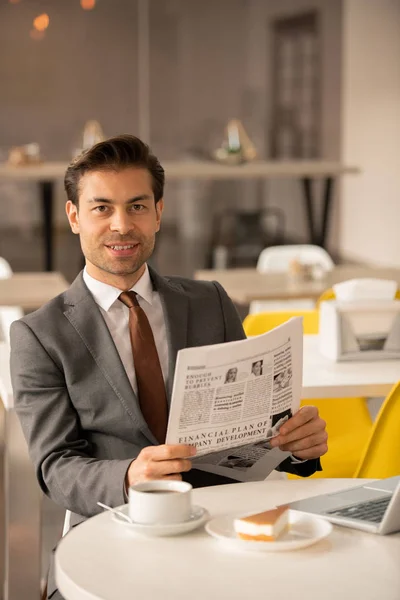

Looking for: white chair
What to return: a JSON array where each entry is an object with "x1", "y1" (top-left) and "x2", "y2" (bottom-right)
[
  {"x1": 0, "y1": 257, "x2": 13, "y2": 279},
  {"x1": 250, "y1": 244, "x2": 335, "y2": 313},
  {"x1": 62, "y1": 511, "x2": 72, "y2": 537},
  {"x1": 0, "y1": 257, "x2": 23, "y2": 342},
  {"x1": 257, "y1": 244, "x2": 334, "y2": 272},
  {"x1": 0, "y1": 306, "x2": 24, "y2": 343}
]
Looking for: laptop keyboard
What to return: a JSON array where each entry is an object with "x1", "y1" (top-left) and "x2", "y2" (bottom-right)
[{"x1": 326, "y1": 496, "x2": 391, "y2": 523}]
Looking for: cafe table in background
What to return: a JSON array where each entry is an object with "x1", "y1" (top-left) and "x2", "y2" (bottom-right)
[
  {"x1": 55, "y1": 478, "x2": 400, "y2": 600},
  {"x1": 195, "y1": 265, "x2": 400, "y2": 305},
  {"x1": 0, "y1": 160, "x2": 359, "y2": 271},
  {"x1": 0, "y1": 271, "x2": 68, "y2": 310},
  {"x1": 302, "y1": 335, "x2": 400, "y2": 399}
]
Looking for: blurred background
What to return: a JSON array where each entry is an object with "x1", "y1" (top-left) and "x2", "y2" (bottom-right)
[
  {"x1": 1, "y1": 0, "x2": 399, "y2": 283},
  {"x1": 1, "y1": 1, "x2": 400, "y2": 597}
]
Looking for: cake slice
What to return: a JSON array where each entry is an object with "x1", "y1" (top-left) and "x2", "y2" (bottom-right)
[{"x1": 233, "y1": 505, "x2": 289, "y2": 541}]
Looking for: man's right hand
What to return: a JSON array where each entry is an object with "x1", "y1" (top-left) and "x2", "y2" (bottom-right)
[{"x1": 125, "y1": 444, "x2": 197, "y2": 488}]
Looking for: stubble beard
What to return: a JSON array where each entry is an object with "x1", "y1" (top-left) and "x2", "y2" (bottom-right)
[{"x1": 86, "y1": 235, "x2": 156, "y2": 277}]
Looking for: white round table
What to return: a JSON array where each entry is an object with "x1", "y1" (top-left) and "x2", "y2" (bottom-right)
[{"x1": 55, "y1": 479, "x2": 400, "y2": 600}]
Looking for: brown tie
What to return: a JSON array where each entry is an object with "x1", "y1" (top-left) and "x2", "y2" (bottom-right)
[{"x1": 119, "y1": 291, "x2": 168, "y2": 443}]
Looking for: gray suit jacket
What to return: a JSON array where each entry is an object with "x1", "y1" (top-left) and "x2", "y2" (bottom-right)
[
  {"x1": 10, "y1": 268, "x2": 319, "y2": 597},
  {"x1": 10, "y1": 268, "x2": 244, "y2": 516}
]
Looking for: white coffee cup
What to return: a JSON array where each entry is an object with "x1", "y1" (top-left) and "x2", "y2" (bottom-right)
[{"x1": 128, "y1": 480, "x2": 193, "y2": 525}]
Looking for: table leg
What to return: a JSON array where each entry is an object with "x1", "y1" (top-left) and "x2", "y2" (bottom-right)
[
  {"x1": 301, "y1": 177, "x2": 316, "y2": 244},
  {"x1": 40, "y1": 181, "x2": 54, "y2": 272},
  {"x1": 301, "y1": 176, "x2": 334, "y2": 248},
  {"x1": 320, "y1": 177, "x2": 334, "y2": 248},
  {"x1": 176, "y1": 179, "x2": 213, "y2": 275}
]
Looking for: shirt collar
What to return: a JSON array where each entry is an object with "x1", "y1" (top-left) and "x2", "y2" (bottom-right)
[{"x1": 83, "y1": 264, "x2": 154, "y2": 312}]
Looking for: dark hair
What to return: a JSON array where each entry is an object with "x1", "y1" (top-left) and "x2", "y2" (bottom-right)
[{"x1": 64, "y1": 134, "x2": 164, "y2": 205}]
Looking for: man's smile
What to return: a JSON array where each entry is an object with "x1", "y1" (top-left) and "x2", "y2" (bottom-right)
[{"x1": 105, "y1": 242, "x2": 140, "y2": 257}]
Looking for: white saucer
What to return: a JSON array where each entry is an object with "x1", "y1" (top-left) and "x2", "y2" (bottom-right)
[
  {"x1": 205, "y1": 510, "x2": 332, "y2": 552},
  {"x1": 111, "y1": 505, "x2": 209, "y2": 537}
]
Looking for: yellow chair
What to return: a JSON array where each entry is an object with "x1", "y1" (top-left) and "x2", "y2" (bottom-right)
[
  {"x1": 354, "y1": 381, "x2": 400, "y2": 478},
  {"x1": 242, "y1": 310, "x2": 373, "y2": 478},
  {"x1": 243, "y1": 310, "x2": 319, "y2": 336}
]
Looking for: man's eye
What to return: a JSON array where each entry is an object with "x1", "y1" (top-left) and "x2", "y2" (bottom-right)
[
  {"x1": 131, "y1": 204, "x2": 145, "y2": 212},
  {"x1": 93, "y1": 205, "x2": 108, "y2": 213}
]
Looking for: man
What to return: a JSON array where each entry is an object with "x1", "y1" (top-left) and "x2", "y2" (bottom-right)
[{"x1": 10, "y1": 135, "x2": 327, "y2": 599}]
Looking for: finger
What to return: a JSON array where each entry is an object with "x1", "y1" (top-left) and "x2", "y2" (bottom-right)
[
  {"x1": 137, "y1": 473, "x2": 183, "y2": 482},
  {"x1": 158, "y1": 458, "x2": 192, "y2": 474},
  {"x1": 271, "y1": 417, "x2": 326, "y2": 446},
  {"x1": 278, "y1": 431, "x2": 328, "y2": 454},
  {"x1": 141, "y1": 444, "x2": 196, "y2": 462},
  {"x1": 142, "y1": 458, "x2": 192, "y2": 479},
  {"x1": 278, "y1": 406, "x2": 318, "y2": 435}
]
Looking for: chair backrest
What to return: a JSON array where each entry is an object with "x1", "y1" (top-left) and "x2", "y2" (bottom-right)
[
  {"x1": 0, "y1": 307, "x2": 24, "y2": 344},
  {"x1": 257, "y1": 244, "x2": 334, "y2": 273},
  {"x1": 354, "y1": 381, "x2": 400, "y2": 478},
  {"x1": 243, "y1": 309, "x2": 319, "y2": 337},
  {"x1": 0, "y1": 257, "x2": 12, "y2": 279}
]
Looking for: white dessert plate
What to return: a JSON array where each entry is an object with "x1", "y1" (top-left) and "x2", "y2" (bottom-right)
[
  {"x1": 205, "y1": 510, "x2": 332, "y2": 552},
  {"x1": 111, "y1": 504, "x2": 209, "y2": 537}
]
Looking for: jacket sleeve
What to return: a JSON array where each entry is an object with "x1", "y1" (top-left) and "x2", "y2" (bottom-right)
[
  {"x1": 10, "y1": 320, "x2": 132, "y2": 518},
  {"x1": 211, "y1": 281, "x2": 322, "y2": 479},
  {"x1": 276, "y1": 457, "x2": 321, "y2": 477}
]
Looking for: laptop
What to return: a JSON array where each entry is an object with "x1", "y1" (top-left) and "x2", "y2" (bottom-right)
[{"x1": 289, "y1": 476, "x2": 400, "y2": 535}]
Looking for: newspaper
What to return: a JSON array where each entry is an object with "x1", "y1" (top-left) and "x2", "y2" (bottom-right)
[{"x1": 166, "y1": 317, "x2": 303, "y2": 482}]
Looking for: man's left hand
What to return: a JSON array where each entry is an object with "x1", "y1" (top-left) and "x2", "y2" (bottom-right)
[{"x1": 269, "y1": 406, "x2": 328, "y2": 460}]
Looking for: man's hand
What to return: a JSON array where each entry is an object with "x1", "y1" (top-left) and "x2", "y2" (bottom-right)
[
  {"x1": 269, "y1": 406, "x2": 328, "y2": 460},
  {"x1": 126, "y1": 444, "x2": 197, "y2": 488}
]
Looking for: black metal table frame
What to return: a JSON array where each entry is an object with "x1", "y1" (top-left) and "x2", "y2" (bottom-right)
[
  {"x1": 301, "y1": 176, "x2": 334, "y2": 248},
  {"x1": 39, "y1": 176, "x2": 335, "y2": 272},
  {"x1": 40, "y1": 181, "x2": 54, "y2": 272}
]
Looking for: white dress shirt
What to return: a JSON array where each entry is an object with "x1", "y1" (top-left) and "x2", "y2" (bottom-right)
[
  {"x1": 83, "y1": 267, "x2": 305, "y2": 467},
  {"x1": 83, "y1": 265, "x2": 169, "y2": 396}
]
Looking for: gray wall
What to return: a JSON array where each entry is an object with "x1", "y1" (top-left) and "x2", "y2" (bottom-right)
[
  {"x1": 0, "y1": 0, "x2": 139, "y2": 157},
  {"x1": 0, "y1": 0, "x2": 343, "y2": 253}
]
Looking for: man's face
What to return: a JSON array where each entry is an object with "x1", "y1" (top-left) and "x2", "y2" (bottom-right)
[
  {"x1": 66, "y1": 167, "x2": 163, "y2": 289},
  {"x1": 226, "y1": 368, "x2": 237, "y2": 382},
  {"x1": 252, "y1": 361, "x2": 262, "y2": 375}
]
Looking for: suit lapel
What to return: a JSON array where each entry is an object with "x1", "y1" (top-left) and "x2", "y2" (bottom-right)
[
  {"x1": 63, "y1": 273, "x2": 157, "y2": 444},
  {"x1": 149, "y1": 267, "x2": 189, "y2": 403}
]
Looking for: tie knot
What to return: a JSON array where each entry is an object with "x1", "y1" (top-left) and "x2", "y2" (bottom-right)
[{"x1": 119, "y1": 291, "x2": 139, "y2": 309}]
